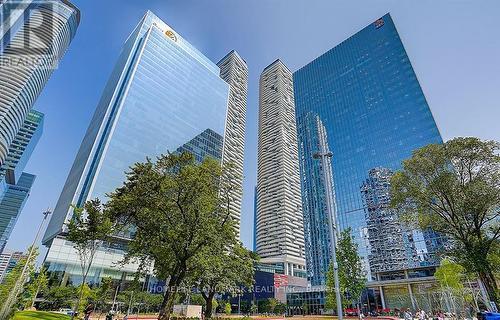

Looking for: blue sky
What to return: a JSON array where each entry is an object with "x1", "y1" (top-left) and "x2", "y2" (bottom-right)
[{"x1": 7, "y1": 0, "x2": 500, "y2": 254}]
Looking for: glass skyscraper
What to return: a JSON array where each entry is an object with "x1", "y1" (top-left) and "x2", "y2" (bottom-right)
[
  {"x1": 0, "y1": 172, "x2": 35, "y2": 253},
  {"x1": 175, "y1": 128, "x2": 223, "y2": 164},
  {"x1": 42, "y1": 11, "x2": 230, "y2": 285},
  {"x1": 0, "y1": 110, "x2": 44, "y2": 184},
  {"x1": 296, "y1": 112, "x2": 336, "y2": 286},
  {"x1": 294, "y1": 14, "x2": 443, "y2": 285},
  {"x1": 0, "y1": 109, "x2": 43, "y2": 253},
  {"x1": 0, "y1": 250, "x2": 26, "y2": 282}
]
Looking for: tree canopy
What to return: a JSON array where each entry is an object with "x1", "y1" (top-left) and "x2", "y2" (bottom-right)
[
  {"x1": 106, "y1": 152, "x2": 240, "y2": 320},
  {"x1": 194, "y1": 242, "x2": 256, "y2": 318},
  {"x1": 0, "y1": 247, "x2": 38, "y2": 318},
  {"x1": 66, "y1": 199, "x2": 113, "y2": 318},
  {"x1": 390, "y1": 137, "x2": 500, "y2": 306},
  {"x1": 326, "y1": 228, "x2": 366, "y2": 312}
]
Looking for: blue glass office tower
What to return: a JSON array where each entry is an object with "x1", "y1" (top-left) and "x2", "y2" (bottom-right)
[
  {"x1": 294, "y1": 14, "x2": 443, "y2": 286},
  {"x1": 0, "y1": 172, "x2": 35, "y2": 253},
  {"x1": 0, "y1": 110, "x2": 44, "y2": 184},
  {"x1": 42, "y1": 11, "x2": 229, "y2": 285},
  {"x1": 0, "y1": 109, "x2": 43, "y2": 253},
  {"x1": 176, "y1": 129, "x2": 223, "y2": 164},
  {"x1": 296, "y1": 112, "x2": 336, "y2": 286}
]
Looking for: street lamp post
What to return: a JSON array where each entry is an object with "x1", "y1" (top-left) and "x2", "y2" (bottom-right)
[
  {"x1": 238, "y1": 290, "x2": 241, "y2": 315},
  {"x1": 313, "y1": 129, "x2": 343, "y2": 320}
]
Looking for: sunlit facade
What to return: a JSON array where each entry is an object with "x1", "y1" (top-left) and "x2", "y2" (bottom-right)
[
  {"x1": 0, "y1": 110, "x2": 44, "y2": 183},
  {"x1": 0, "y1": 109, "x2": 43, "y2": 253},
  {"x1": 296, "y1": 112, "x2": 336, "y2": 286},
  {"x1": 42, "y1": 11, "x2": 229, "y2": 285},
  {"x1": 256, "y1": 60, "x2": 306, "y2": 278},
  {"x1": 217, "y1": 50, "x2": 248, "y2": 239},
  {"x1": 294, "y1": 14, "x2": 443, "y2": 286},
  {"x1": 0, "y1": 172, "x2": 35, "y2": 253}
]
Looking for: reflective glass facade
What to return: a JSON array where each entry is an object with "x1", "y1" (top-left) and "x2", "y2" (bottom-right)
[
  {"x1": 43, "y1": 11, "x2": 229, "y2": 285},
  {"x1": 0, "y1": 250, "x2": 25, "y2": 281},
  {"x1": 0, "y1": 109, "x2": 42, "y2": 253},
  {"x1": 294, "y1": 14, "x2": 443, "y2": 283},
  {"x1": 361, "y1": 168, "x2": 443, "y2": 276},
  {"x1": 0, "y1": 109, "x2": 43, "y2": 184},
  {"x1": 296, "y1": 112, "x2": 335, "y2": 286},
  {"x1": 176, "y1": 128, "x2": 223, "y2": 164},
  {"x1": 0, "y1": 172, "x2": 35, "y2": 253}
]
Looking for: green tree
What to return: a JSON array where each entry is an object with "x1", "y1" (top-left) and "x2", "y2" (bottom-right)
[
  {"x1": 258, "y1": 299, "x2": 270, "y2": 313},
  {"x1": 211, "y1": 298, "x2": 218, "y2": 313},
  {"x1": 117, "y1": 289, "x2": 138, "y2": 316},
  {"x1": 326, "y1": 228, "x2": 366, "y2": 313},
  {"x1": 93, "y1": 277, "x2": 113, "y2": 316},
  {"x1": 250, "y1": 302, "x2": 258, "y2": 315},
  {"x1": 136, "y1": 292, "x2": 164, "y2": 314},
  {"x1": 0, "y1": 247, "x2": 38, "y2": 318},
  {"x1": 77, "y1": 283, "x2": 96, "y2": 315},
  {"x1": 390, "y1": 137, "x2": 500, "y2": 305},
  {"x1": 106, "y1": 152, "x2": 238, "y2": 320},
  {"x1": 189, "y1": 293, "x2": 205, "y2": 306},
  {"x1": 224, "y1": 302, "x2": 232, "y2": 315},
  {"x1": 39, "y1": 285, "x2": 76, "y2": 310},
  {"x1": 302, "y1": 301, "x2": 308, "y2": 315},
  {"x1": 275, "y1": 302, "x2": 287, "y2": 315},
  {"x1": 268, "y1": 298, "x2": 278, "y2": 314},
  {"x1": 435, "y1": 259, "x2": 466, "y2": 293},
  {"x1": 195, "y1": 243, "x2": 256, "y2": 318},
  {"x1": 434, "y1": 259, "x2": 467, "y2": 315},
  {"x1": 24, "y1": 267, "x2": 48, "y2": 309},
  {"x1": 66, "y1": 199, "x2": 113, "y2": 318}
]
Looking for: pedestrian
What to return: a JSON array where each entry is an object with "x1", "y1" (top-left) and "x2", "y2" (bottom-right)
[
  {"x1": 106, "y1": 312, "x2": 113, "y2": 320},
  {"x1": 404, "y1": 309, "x2": 412, "y2": 320},
  {"x1": 84, "y1": 303, "x2": 94, "y2": 320},
  {"x1": 418, "y1": 309, "x2": 427, "y2": 320},
  {"x1": 437, "y1": 310, "x2": 444, "y2": 320}
]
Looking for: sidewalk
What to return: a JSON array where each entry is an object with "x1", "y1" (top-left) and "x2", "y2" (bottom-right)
[{"x1": 110, "y1": 317, "x2": 479, "y2": 320}]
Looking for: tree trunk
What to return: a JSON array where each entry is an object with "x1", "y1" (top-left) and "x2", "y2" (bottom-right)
[
  {"x1": 158, "y1": 287, "x2": 176, "y2": 320},
  {"x1": 158, "y1": 271, "x2": 185, "y2": 320},
  {"x1": 72, "y1": 248, "x2": 98, "y2": 319},
  {"x1": 202, "y1": 291, "x2": 216, "y2": 318},
  {"x1": 72, "y1": 273, "x2": 88, "y2": 320},
  {"x1": 478, "y1": 269, "x2": 498, "y2": 306},
  {"x1": 472, "y1": 249, "x2": 499, "y2": 307}
]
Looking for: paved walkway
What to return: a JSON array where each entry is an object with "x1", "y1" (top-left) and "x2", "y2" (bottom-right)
[{"x1": 89, "y1": 316, "x2": 400, "y2": 320}]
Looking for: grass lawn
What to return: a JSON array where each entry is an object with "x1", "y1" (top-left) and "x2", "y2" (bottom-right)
[{"x1": 12, "y1": 310, "x2": 71, "y2": 320}]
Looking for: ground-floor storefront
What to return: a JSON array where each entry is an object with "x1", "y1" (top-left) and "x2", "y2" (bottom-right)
[{"x1": 286, "y1": 268, "x2": 482, "y2": 316}]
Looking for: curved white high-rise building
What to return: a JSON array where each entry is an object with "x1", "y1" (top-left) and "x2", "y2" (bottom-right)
[
  {"x1": 256, "y1": 59, "x2": 305, "y2": 277},
  {"x1": 0, "y1": 0, "x2": 80, "y2": 164},
  {"x1": 217, "y1": 50, "x2": 248, "y2": 239}
]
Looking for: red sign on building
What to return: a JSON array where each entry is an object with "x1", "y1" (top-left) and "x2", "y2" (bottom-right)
[
  {"x1": 273, "y1": 274, "x2": 288, "y2": 288},
  {"x1": 374, "y1": 18, "x2": 385, "y2": 29}
]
